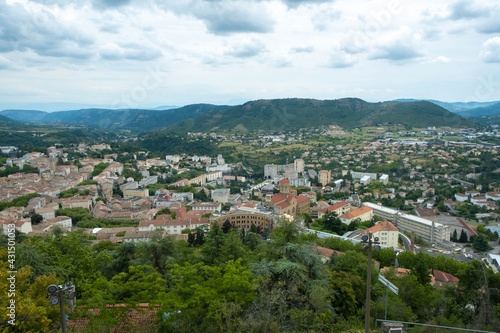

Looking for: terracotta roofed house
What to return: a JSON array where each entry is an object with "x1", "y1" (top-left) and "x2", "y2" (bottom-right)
[
  {"x1": 432, "y1": 270, "x2": 459, "y2": 288},
  {"x1": 339, "y1": 206, "x2": 373, "y2": 224},
  {"x1": 318, "y1": 201, "x2": 350, "y2": 218},
  {"x1": 361, "y1": 221, "x2": 399, "y2": 249}
]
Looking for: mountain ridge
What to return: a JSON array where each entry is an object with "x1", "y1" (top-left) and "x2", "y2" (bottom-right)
[
  {"x1": 165, "y1": 98, "x2": 476, "y2": 134},
  {"x1": 0, "y1": 98, "x2": 487, "y2": 134},
  {"x1": 0, "y1": 104, "x2": 229, "y2": 132}
]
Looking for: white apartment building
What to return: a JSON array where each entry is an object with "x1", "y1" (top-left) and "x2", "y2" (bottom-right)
[{"x1": 362, "y1": 202, "x2": 451, "y2": 245}]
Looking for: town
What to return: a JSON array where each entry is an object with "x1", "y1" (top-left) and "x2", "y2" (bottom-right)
[{"x1": 1, "y1": 123, "x2": 500, "y2": 332}]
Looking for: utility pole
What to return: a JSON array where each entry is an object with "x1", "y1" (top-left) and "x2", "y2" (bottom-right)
[
  {"x1": 59, "y1": 288, "x2": 67, "y2": 333},
  {"x1": 48, "y1": 281, "x2": 75, "y2": 333},
  {"x1": 361, "y1": 232, "x2": 380, "y2": 333}
]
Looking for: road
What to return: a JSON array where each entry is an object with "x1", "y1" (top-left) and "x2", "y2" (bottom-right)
[
  {"x1": 415, "y1": 248, "x2": 480, "y2": 263},
  {"x1": 399, "y1": 232, "x2": 412, "y2": 251}
]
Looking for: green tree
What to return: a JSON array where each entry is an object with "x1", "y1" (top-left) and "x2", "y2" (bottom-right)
[
  {"x1": 201, "y1": 222, "x2": 226, "y2": 265},
  {"x1": 109, "y1": 265, "x2": 167, "y2": 304},
  {"x1": 31, "y1": 213, "x2": 43, "y2": 225},
  {"x1": 397, "y1": 251, "x2": 415, "y2": 269},
  {"x1": 243, "y1": 232, "x2": 261, "y2": 251},
  {"x1": 322, "y1": 212, "x2": 345, "y2": 234},
  {"x1": 375, "y1": 248, "x2": 397, "y2": 268},
  {"x1": 159, "y1": 260, "x2": 257, "y2": 332},
  {"x1": 0, "y1": 261, "x2": 61, "y2": 332},
  {"x1": 472, "y1": 234, "x2": 490, "y2": 251},
  {"x1": 410, "y1": 252, "x2": 432, "y2": 286},
  {"x1": 459, "y1": 229, "x2": 469, "y2": 243}
]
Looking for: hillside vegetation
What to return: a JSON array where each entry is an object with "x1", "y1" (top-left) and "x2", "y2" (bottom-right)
[
  {"x1": 0, "y1": 104, "x2": 228, "y2": 132},
  {"x1": 167, "y1": 98, "x2": 476, "y2": 134}
]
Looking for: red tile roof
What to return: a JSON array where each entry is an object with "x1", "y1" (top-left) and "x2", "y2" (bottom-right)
[
  {"x1": 296, "y1": 195, "x2": 310, "y2": 205},
  {"x1": 339, "y1": 206, "x2": 372, "y2": 220},
  {"x1": 433, "y1": 270, "x2": 459, "y2": 283},
  {"x1": 280, "y1": 178, "x2": 290, "y2": 184},
  {"x1": 271, "y1": 194, "x2": 286, "y2": 204},
  {"x1": 362, "y1": 221, "x2": 398, "y2": 234},
  {"x1": 276, "y1": 201, "x2": 290, "y2": 209},
  {"x1": 314, "y1": 246, "x2": 345, "y2": 257},
  {"x1": 320, "y1": 200, "x2": 349, "y2": 213}
]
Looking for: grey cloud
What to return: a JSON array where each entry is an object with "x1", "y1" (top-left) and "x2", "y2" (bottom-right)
[
  {"x1": 290, "y1": 46, "x2": 315, "y2": 53},
  {"x1": 281, "y1": 0, "x2": 333, "y2": 9},
  {"x1": 225, "y1": 40, "x2": 266, "y2": 58},
  {"x1": 0, "y1": 55, "x2": 13, "y2": 70},
  {"x1": 94, "y1": 0, "x2": 131, "y2": 7},
  {"x1": 0, "y1": 1, "x2": 94, "y2": 59},
  {"x1": 328, "y1": 51, "x2": 355, "y2": 68},
  {"x1": 196, "y1": 3, "x2": 274, "y2": 35},
  {"x1": 371, "y1": 43, "x2": 422, "y2": 61},
  {"x1": 476, "y1": 17, "x2": 500, "y2": 34},
  {"x1": 99, "y1": 23, "x2": 123, "y2": 33},
  {"x1": 329, "y1": 60, "x2": 354, "y2": 68},
  {"x1": 39, "y1": 46, "x2": 94, "y2": 59},
  {"x1": 158, "y1": 0, "x2": 275, "y2": 35},
  {"x1": 448, "y1": 0, "x2": 490, "y2": 20},
  {"x1": 422, "y1": 29, "x2": 443, "y2": 41}
]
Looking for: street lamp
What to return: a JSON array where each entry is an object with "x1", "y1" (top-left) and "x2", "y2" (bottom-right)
[
  {"x1": 361, "y1": 232, "x2": 380, "y2": 333},
  {"x1": 47, "y1": 281, "x2": 76, "y2": 333}
]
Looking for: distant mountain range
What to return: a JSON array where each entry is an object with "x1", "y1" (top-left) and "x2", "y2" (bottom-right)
[
  {"x1": 2, "y1": 97, "x2": 498, "y2": 134},
  {"x1": 394, "y1": 99, "x2": 500, "y2": 116},
  {"x1": 0, "y1": 104, "x2": 227, "y2": 132},
  {"x1": 166, "y1": 98, "x2": 475, "y2": 133}
]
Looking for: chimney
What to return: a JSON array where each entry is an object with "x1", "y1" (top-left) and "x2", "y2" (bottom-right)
[
  {"x1": 410, "y1": 231, "x2": 415, "y2": 253},
  {"x1": 431, "y1": 220, "x2": 435, "y2": 245}
]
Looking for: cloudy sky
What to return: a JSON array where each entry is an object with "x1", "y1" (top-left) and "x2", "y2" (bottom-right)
[{"x1": 1, "y1": 0, "x2": 500, "y2": 111}]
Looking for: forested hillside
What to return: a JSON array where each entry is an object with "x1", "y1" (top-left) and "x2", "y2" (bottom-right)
[
  {"x1": 2, "y1": 221, "x2": 499, "y2": 332},
  {"x1": 0, "y1": 104, "x2": 228, "y2": 132},
  {"x1": 167, "y1": 98, "x2": 476, "y2": 134}
]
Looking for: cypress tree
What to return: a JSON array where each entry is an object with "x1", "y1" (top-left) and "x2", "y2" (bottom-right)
[{"x1": 459, "y1": 229, "x2": 468, "y2": 243}]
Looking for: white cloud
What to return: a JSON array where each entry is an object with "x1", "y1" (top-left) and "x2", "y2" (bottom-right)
[
  {"x1": 370, "y1": 27, "x2": 424, "y2": 62},
  {"x1": 421, "y1": 56, "x2": 450, "y2": 64},
  {"x1": 0, "y1": 0, "x2": 499, "y2": 108},
  {"x1": 480, "y1": 37, "x2": 500, "y2": 63},
  {"x1": 328, "y1": 50, "x2": 356, "y2": 68}
]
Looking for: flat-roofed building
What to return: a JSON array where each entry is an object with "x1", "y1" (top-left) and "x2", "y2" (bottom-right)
[
  {"x1": 211, "y1": 188, "x2": 230, "y2": 203},
  {"x1": 379, "y1": 174, "x2": 389, "y2": 185},
  {"x1": 138, "y1": 218, "x2": 210, "y2": 234},
  {"x1": 363, "y1": 202, "x2": 451, "y2": 245},
  {"x1": 214, "y1": 207, "x2": 274, "y2": 231},
  {"x1": 294, "y1": 159, "x2": 305, "y2": 173},
  {"x1": 123, "y1": 188, "x2": 149, "y2": 197},
  {"x1": 319, "y1": 170, "x2": 331, "y2": 187},
  {"x1": 192, "y1": 202, "x2": 222, "y2": 213}
]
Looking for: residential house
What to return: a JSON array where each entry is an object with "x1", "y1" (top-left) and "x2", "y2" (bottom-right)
[
  {"x1": 318, "y1": 201, "x2": 350, "y2": 219},
  {"x1": 432, "y1": 270, "x2": 459, "y2": 289},
  {"x1": 361, "y1": 221, "x2": 399, "y2": 249},
  {"x1": 339, "y1": 206, "x2": 373, "y2": 224}
]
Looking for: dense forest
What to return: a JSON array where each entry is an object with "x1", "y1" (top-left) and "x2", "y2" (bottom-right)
[
  {"x1": 1, "y1": 221, "x2": 499, "y2": 332},
  {"x1": 166, "y1": 99, "x2": 476, "y2": 134}
]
